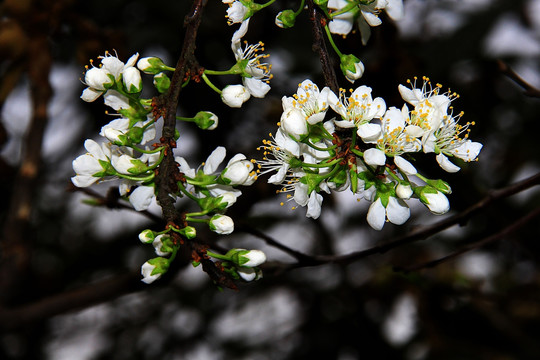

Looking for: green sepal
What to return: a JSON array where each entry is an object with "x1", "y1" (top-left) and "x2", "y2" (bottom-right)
[
  {"x1": 147, "y1": 257, "x2": 170, "y2": 276},
  {"x1": 425, "y1": 178, "x2": 452, "y2": 194},
  {"x1": 127, "y1": 126, "x2": 144, "y2": 144},
  {"x1": 276, "y1": 9, "x2": 296, "y2": 28},
  {"x1": 154, "y1": 72, "x2": 171, "y2": 93},
  {"x1": 97, "y1": 159, "x2": 116, "y2": 176},
  {"x1": 126, "y1": 158, "x2": 149, "y2": 175},
  {"x1": 327, "y1": 167, "x2": 348, "y2": 189}
]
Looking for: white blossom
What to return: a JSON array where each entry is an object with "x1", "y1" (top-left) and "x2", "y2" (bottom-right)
[
  {"x1": 71, "y1": 139, "x2": 112, "y2": 187},
  {"x1": 209, "y1": 214, "x2": 235, "y2": 235},
  {"x1": 141, "y1": 262, "x2": 161, "y2": 284},
  {"x1": 221, "y1": 84, "x2": 251, "y2": 108}
]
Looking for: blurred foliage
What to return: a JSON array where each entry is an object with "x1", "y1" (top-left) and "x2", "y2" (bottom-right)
[{"x1": 1, "y1": 0, "x2": 540, "y2": 359}]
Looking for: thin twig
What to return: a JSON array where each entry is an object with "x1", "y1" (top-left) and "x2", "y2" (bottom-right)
[
  {"x1": 250, "y1": 172, "x2": 540, "y2": 269},
  {"x1": 395, "y1": 206, "x2": 540, "y2": 273},
  {"x1": 498, "y1": 59, "x2": 540, "y2": 98}
]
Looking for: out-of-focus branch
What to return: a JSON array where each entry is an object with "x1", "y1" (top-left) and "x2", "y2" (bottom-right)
[
  {"x1": 0, "y1": 272, "x2": 142, "y2": 331},
  {"x1": 498, "y1": 60, "x2": 540, "y2": 98},
  {"x1": 395, "y1": 206, "x2": 540, "y2": 273},
  {"x1": 0, "y1": 9, "x2": 52, "y2": 305},
  {"x1": 253, "y1": 171, "x2": 540, "y2": 271}
]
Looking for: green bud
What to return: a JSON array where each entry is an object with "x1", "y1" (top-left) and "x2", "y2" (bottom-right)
[
  {"x1": 139, "y1": 229, "x2": 155, "y2": 243},
  {"x1": 153, "y1": 72, "x2": 171, "y2": 93},
  {"x1": 137, "y1": 57, "x2": 174, "y2": 75},
  {"x1": 340, "y1": 54, "x2": 364, "y2": 83},
  {"x1": 179, "y1": 226, "x2": 197, "y2": 239},
  {"x1": 194, "y1": 111, "x2": 218, "y2": 130},
  {"x1": 275, "y1": 10, "x2": 296, "y2": 29}
]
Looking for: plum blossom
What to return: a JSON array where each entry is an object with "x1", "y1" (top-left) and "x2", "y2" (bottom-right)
[
  {"x1": 328, "y1": 0, "x2": 404, "y2": 45},
  {"x1": 71, "y1": 140, "x2": 112, "y2": 187},
  {"x1": 232, "y1": 39, "x2": 272, "y2": 98},
  {"x1": 328, "y1": 85, "x2": 386, "y2": 142}
]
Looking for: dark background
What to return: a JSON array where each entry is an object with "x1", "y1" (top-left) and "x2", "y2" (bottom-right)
[{"x1": 1, "y1": 0, "x2": 540, "y2": 359}]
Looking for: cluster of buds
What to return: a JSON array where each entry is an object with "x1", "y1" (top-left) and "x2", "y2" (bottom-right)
[
  {"x1": 258, "y1": 78, "x2": 482, "y2": 230},
  {"x1": 72, "y1": 51, "x2": 267, "y2": 284}
]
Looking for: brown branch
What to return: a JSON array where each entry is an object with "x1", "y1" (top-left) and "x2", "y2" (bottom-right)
[
  {"x1": 395, "y1": 206, "x2": 540, "y2": 273},
  {"x1": 253, "y1": 171, "x2": 540, "y2": 270},
  {"x1": 307, "y1": 0, "x2": 339, "y2": 93},
  {"x1": 498, "y1": 59, "x2": 540, "y2": 98},
  {"x1": 0, "y1": 16, "x2": 52, "y2": 305},
  {"x1": 152, "y1": 0, "x2": 236, "y2": 290},
  {"x1": 0, "y1": 272, "x2": 141, "y2": 331}
]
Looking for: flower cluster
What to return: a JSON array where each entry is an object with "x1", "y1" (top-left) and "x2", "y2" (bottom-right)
[
  {"x1": 259, "y1": 78, "x2": 482, "y2": 230},
  {"x1": 72, "y1": 51, "x2": 266, "y2": 284}
]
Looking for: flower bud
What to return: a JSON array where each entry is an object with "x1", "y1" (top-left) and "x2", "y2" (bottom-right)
[
  {"x1": 179, "y1": 226, "x2": 197, "y2": 239},
  {"x1": 396, "y1": 183, "x2": 413, "y2": 200},
  {"x1": 221, "y1": 84, "x2": 250, "y2": 108},
  {"x1": 141, "y1": 257, "x2": 169, "y2": 284},
  {"x1": 139, "y1": 229, "x2": 155, "y2": 243},
  {"x1": 340, "y1": 54, "x2": 364, "y2": 83},
  {"x1": 209, "y1": 214, "x2": 234, "y2": 235},
  {"x1": 418, "y1": 188, "x2": 450, "y2": 215},
  {"x1": 85, "y1": 67, "x2": 113, "y2": 90},
  {"x1": 153, "y1": 72, "x2": 171, "y2": 93},
  {"x1": 137, "y1": 57, "x2": 172, "y2": 74},
  {"x1": 123, "y1": 67, "x2": 142, "y2": 93},
  {"x1": 152, "y1": 234, "x2": 173, "y2": 256},
  {"x1": 227, "y1": 248, "x2": 267, "y2": 267},
  {"x1": 221, "y1": 155, "x2": 256, "y2": 186},
  {"x1": 218, "y1": 192, "x2": 237, "y2": 209},
  {"x1": 194, "y1": 111, "x2": 218, "y2": 130},
  {"x1": 280, "y1": 107, "x2": 308, "y2": 139},
  {"x1": 275, "y1": 10, "x2": 296, "y2": 28},
  {"x1": 237, "y1": 267, "x2": 263, "y2": 282},
  {"x1": 113, "y1": 154, "x2": 148, "y2": 175}
]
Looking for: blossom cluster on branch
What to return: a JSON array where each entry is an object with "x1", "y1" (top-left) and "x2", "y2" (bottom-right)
[
  {"x1": 258, "y1": 78, "x2": 482, "y2": 230},
  {"x1": 70, "y1": 0, "x2": 482, "y2": 286}
]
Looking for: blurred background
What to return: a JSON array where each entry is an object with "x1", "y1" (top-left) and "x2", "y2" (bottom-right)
[{"x1": 1, "y1": 0, "x2": 540, "y2": 359}]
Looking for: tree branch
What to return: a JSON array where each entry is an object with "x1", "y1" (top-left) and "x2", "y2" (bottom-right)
[
  {"x1": 253, "y1": 171, "x2": 540, "y2": 271},
  {"x1": 307, "y1": 0, "x2": 339, "y2": 93}
]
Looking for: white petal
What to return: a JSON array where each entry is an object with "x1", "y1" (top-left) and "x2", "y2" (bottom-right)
[
  {"x1": 386, "y1": 197, "x2": 410, "y2": 225},
  {"x1": 232, "y1": 18, "x2": 250, "y2": 43},
  {"x1": 357, "y1": 123, "x2": 381, "y2": 143},
  {"x1": 436, "y1": 153, "x2": 461, "y2": 173},
  {"x1": 80, "y1": 87, "x2": 102, "y2": 102},
  {"x1": 243, "y1": 77, "x2": 270, "y2": 98},
  {"x1": 104, "y1": 89, "x2": 130, "y2": 110},
  {"x1": 364, "y1": 148, "x2": 386, "y2": 166},
  {"x1": 367, "y1": 198, "x2": 386, "y2": 230},
  {"x1": 129, "y1": 186, "x2": 155, "y2": 211},
  {"x1": 306, "y1": 192, "x2": 323, "y2": 219},
  {"x1": 204, "y1": 146, "x2": 226, "y2": 174},
  {"x1": 394, "y1": 156, "x2": 417, "y2": 175},
  {"x1": 293, "y1": 182, "x2": 309, "y2": 206},
  {"x1": 452, "y1": 141, "x2": 483, "y2": 162},
  {"x1": 385, "y1": 0, "x2": 404, "y2": 20}
]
